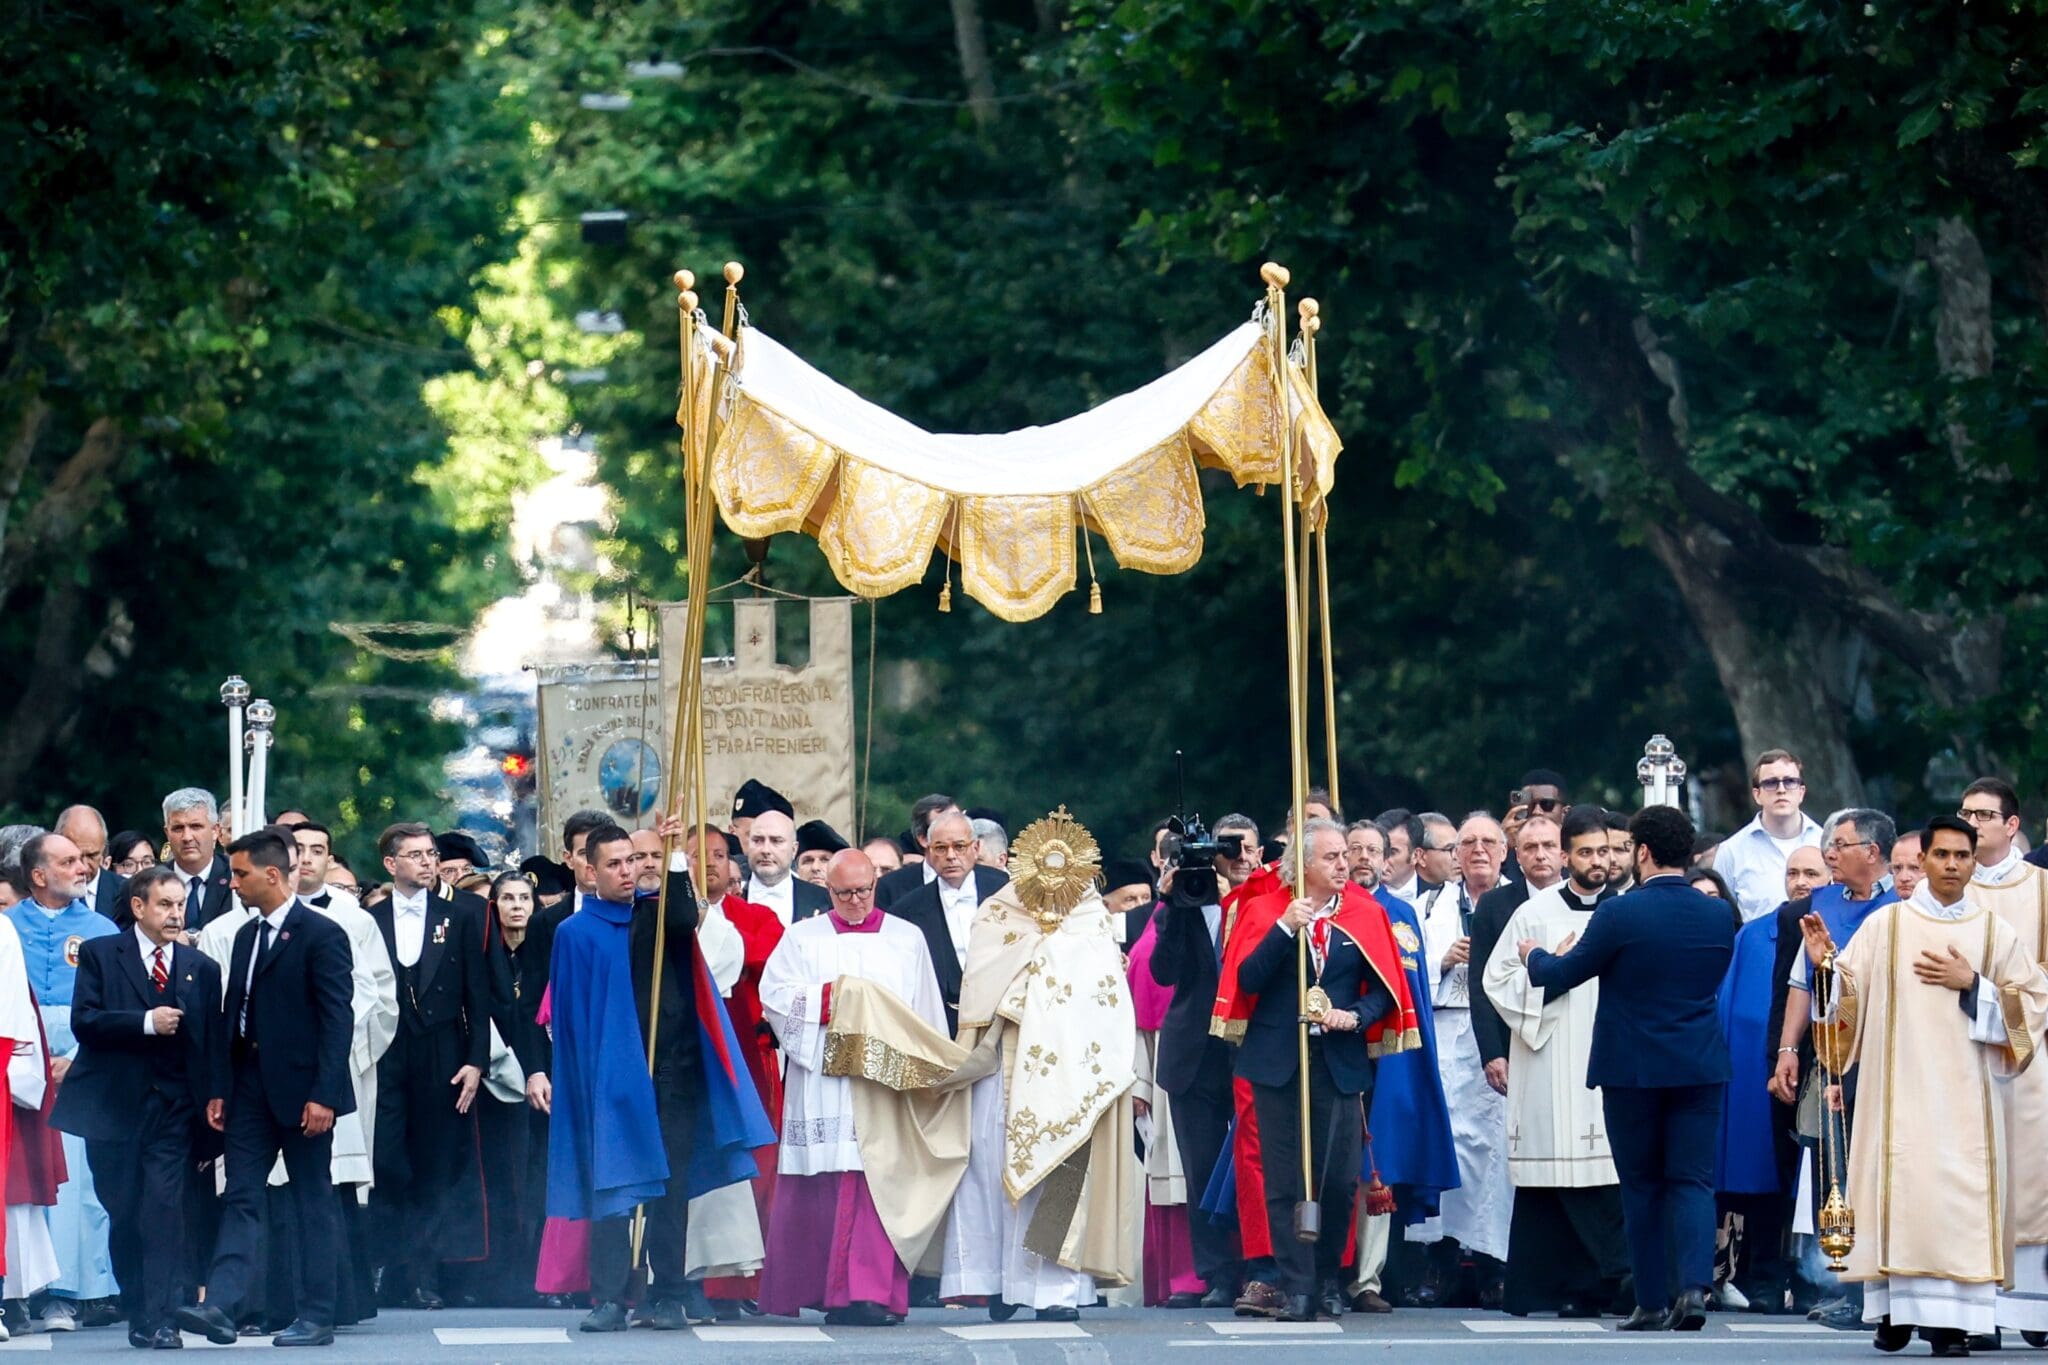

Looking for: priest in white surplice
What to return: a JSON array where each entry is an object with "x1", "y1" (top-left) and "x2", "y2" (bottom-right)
[
  {"x1": 1800, "y1": 816, "x2": 2048, "y2": 1356},
  {"x1": 1481, "y1": 808, "x2": 1628, "y2": 1317},
  {"x1": 1957, "y1": 778, "x2": 2048, "y2": 1339},
  {"x1": 757, "y1": 849, "x2": 950, "y2": 1327},
  {"x1": 1409, "y1": 814, "x2": 1513, "y2": 1291},
  {"x1": 938, "y1": 810, "x2": 1139, "y2": 1322}
]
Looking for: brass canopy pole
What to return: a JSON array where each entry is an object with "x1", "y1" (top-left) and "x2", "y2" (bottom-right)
[
  {"x1": 1299, "y1": 297, "x2": 1339, "y2": 816},
  {"x1": 1264, "y1": 261, "x2": 1317, "y2": 1240}
]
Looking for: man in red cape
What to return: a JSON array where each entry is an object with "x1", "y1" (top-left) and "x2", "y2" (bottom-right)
[{"x1": 1210, "y1": 821, "x2": 1420, "y2": 1320}]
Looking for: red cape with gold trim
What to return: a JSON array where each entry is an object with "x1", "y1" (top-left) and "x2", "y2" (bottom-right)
[{"x1": 1209, "y1": 879, "x2": 1422, "y2": 1057}]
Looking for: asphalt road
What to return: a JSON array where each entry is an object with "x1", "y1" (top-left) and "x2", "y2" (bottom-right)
[{"x1": 0, "y1": 1306, "x2": 1919, "y2": 1362}]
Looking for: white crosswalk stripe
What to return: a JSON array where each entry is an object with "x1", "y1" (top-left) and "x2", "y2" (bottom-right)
[
  {"x1": 1204, "y1": 1319, "x2": 1342, "y2": 1335},
  {"x1": 689, "y1": 1324, "x2": 831, "y2": 1343},
  {"x1": 1462, "y1": 1320, "x2": 1607, "y2": 1333},
  {"x1": 434, "y1": 1328, "x2": 572, "y2": 1345},
  {"x1": 942, "y1": 1322, "x2": 1091, "y2": 1340}
]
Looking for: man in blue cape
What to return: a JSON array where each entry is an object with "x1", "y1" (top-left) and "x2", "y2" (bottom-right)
[
  {"x1": 546, "y1": 820, "x2": 772, "y2": 1333},
  {"x1": 1347, "y1": 856, "x2": 1458, "y2": 1311}
]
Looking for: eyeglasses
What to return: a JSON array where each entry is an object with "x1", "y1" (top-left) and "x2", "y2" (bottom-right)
[
  {"x1": 1756, "y1": 777, "x2": 1804, "y2": 793},
  {"x1": 926, "y1": 841, "x2": 974, "y2": 856},
  {"x1": 1527, "y1": 798, "x2": 1565, "y2": 813},
  {"x1": 1826, "y1": 839, "x2": 1873, "y2": 854},
  {"x1": 1958, "y1": 807, "x2": 2007, "y2": 825},
  {"x1": 828, "y1": 885, "x2": 876, "y2": 901},
  {"x1": 390, "y1": 848, "x2": 438, "y2": 863},
  {"x1": 1457, "y1": 836, "x2": 1506, "y2": 850},
  {"x1": 113, "y1": 855, "x2": 155, "y2": 875}
]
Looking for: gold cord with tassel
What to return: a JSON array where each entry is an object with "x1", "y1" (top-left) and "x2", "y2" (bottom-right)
[{"x1": 1079, "y1": 497, "x2": 1102, "y2": 614}]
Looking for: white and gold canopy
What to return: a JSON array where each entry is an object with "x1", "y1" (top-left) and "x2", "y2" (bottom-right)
[{"x1": 696, "y1": 312, "x2": 1342, "y2": 621}]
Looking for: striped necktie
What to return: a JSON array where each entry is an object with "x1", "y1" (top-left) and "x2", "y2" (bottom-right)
[{"x1": 152, "y1": 946, "x2": 169, "y2": 993}]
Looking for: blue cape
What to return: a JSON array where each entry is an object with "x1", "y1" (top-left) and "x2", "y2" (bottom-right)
[
  {"x1": 682, "y1": 942, "x2": 777, "y2": 1198},
  {"x1": 545, "y1": 897, "x2": 668, "y2": 1220},
  {"x1": 1714, "y1": 913, "x2": 1780, "y2": 1193},
  {"x1": 1363, "y1": 890, "x2": 1460, "y2": 1221}
]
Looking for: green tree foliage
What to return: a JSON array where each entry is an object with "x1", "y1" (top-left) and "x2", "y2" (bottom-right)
[
  {"x1": 504, "y1": 0, "x2": 1726, "y2": 853},
  {"x1": 2, "y1": 0, "x2": 542, "y2": 841}
]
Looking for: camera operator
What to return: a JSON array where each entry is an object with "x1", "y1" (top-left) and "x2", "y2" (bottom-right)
[{"x1": 1147, "y1": 814, "x2": 1260, "y2": 1308}]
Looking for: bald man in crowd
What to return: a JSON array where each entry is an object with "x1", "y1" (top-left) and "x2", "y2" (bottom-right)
[{"x1": 744, "y1": 812, "x2": 830, "y2": 925}]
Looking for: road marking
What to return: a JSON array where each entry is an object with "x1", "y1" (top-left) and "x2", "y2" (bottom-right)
[
  {"x1": 944, "y1": 1322, "x2": 1091, "y2": 1340},
  {"x1": 434, "y1": 1328, "x2": 573, "y2": 1345},
  {"x1": 691, "y1": 1325, "x2": 832, "y2": 1343},
  {"x1": 177, "y1": 1337, "x2": 268, "y2": 1350},
  {"x1": 1205, "y1": 1319, "x2": 1343, "y2": 1335},
  {"x1": 1463, "y1": 1319, "x2": 1607, "y2": 1333},
  {"x1": 1724, "y1": 1323, "x2": 1837, "y2": 1334},
  {"x1": 0, "y1": 1338, "x2": 50, "y2": 1352}
]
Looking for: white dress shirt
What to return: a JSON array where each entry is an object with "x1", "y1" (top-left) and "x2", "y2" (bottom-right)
[
  {"x1": 138, "y1": 926, "x2": 174, "y2": 1035},
  {"x1": 1716, "y1": 812, "x2": 1823, "y2": 922},
  {"x1": 390, "y1": 888, "x2": 429, "y2": 968},
  {"x1": 750, "y1": 872, "x2": 796, "y2": 927},
  {"x1": 241, "y1": 900, "x2": 296, "y2": 1028},
  {"x1": 937, "y1": 874, "x2": 979, "y2": 963}
]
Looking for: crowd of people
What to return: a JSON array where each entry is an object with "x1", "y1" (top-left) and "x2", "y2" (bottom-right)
[{"x1": 0, "y1": 755, "x2": 2042, "y2": 1355}]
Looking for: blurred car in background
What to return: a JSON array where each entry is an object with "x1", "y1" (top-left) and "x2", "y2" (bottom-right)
[{"x1": 436, "y1": 675, "x2": 538, "y2": 864}]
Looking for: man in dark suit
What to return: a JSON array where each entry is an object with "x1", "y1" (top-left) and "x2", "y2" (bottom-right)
[
  {"x1": 367, "y1": 821, "x2": 492, "y2": 1309},
  {"x1": 1523, "y1": 805, "x2": 1735, "y2": 1334},
  {"x1": 176, "y1": 829, "x2": 356, "y2": 1348},
  {"x1": 54, "y1": 865, "x2": 227, "y2": 1348},
  {"x1": 1229, "y1": 819, "x2": 1398, "y2": 1323},
  {"x1": 162, "y1": 787, "x2": 237, "y2": 930},
  {"x1": 55, "y1": 804, "x2": 129, "y2": 924},
  {"x1": 1469, "y1": 814, "x2": 1567, "y2": 1093},
  {"x1": 740, "y1": 811, "x2": 832, "y2": 926},
  {"x1": 886, "y1": 811, "x2": 1007, "y2": 1035},
  {"x1": 1148, "y1": 850, "x2": 1243, "y2": 1308},
  {"x1": 873, "y1": 793, "x2": 963, "y2": 909}
]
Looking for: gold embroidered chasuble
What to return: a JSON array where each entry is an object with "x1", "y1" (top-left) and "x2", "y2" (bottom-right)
[
  {"x1": 1973, "y1": 862, "x2": 2048, "y2": 1246},
  {"x1": 1816, "y1": 898, "x2": 2048, "y2": 1288},
  {"x1": 822, "y1": 884, "x2": 1139, "y2": 1287}
]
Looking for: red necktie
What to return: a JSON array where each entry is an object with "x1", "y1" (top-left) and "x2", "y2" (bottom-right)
[
  {"x1": 152, "y1": 946, "x2": 169, "y2": 994},
  {"x1": 1311, "y1": 914, "x2": 1331, "y2": 962}
]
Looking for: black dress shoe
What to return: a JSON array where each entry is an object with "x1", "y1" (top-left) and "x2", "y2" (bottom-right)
[
  {"x1": 272, "y1": 1319, "x2": 335, "y2": 1347},
  {"x1": 1666, "y1": 1288, "x2": 1708, "y2": 1332},
  {"x1": 1163, "y1": 1292, "x2": 1202, "y2": 1309},
  {"x1": 1872, "y1": 1315, "x2": 1911, "y2": 1352},
  {"x1": 988, "y1": 1299, "x2": 1020, "y2": 1322},
  {"x1": 1927, "y1": 1327, "x2": 1972, "y2": 1358},
  {"x1": 1351, "y1": 1290, "x2": 1393, "y2": 1314},
  {"x1": 1320, "y1": 1286, "x2": 1348, "y2": 1319},
  {"x1": 739, "y1": 1299, "x2": 763, "y2": 1316},
  {"x1": 150, "y1": 1325, "x2": 184, "y2": 1349},
  {"x1": 822, "y1": 1301, "x2": 899, "y2": 1327},
  {"x1": 1037, "y1": 1306, "x2": 1080, "y2": 1323},
  {"x1": 1970, "y1": 1329, "x2": 2004, "y2": 1351},
  {"x1": 641, "y1": 1299, "x2": 687, "y2": 1331},
  {"x1": 1199, "y1": 1285, "x2": 1237, "y2": 1310},
  {"x1": 1275, "y1": 1293, "x2": 1319, "y2": 1323},
  {"x1": 130, "y1": 1328, "x2": 153, "y2": 1348},
  {"x1": 173, "y1": 1305, "x2": 236, "y2": 1347},
  {"x1": 406, "y1": 1287, "x2": 444, "y2": 1311},
  {"x1": 579, "y1": 1301, "x2": 630, "y2": 1333},
  {"x1": 1618, "y1": 1306, "x2": 1669, "y2": 1331}
]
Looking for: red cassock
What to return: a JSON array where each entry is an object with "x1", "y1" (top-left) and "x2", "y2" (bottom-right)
[
  {"x1": 1210, "y1": 869, "x2": 1420, "y2": 1266},
  {"x1": 704, "y1": 893, "x2": 785, "y2": 1305}
]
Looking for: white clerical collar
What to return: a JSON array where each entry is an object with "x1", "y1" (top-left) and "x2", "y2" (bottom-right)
[
  {"x1": 1910, "y1": 883, "x2": 1973, "y2": 921},
  {"x1": 1975, "y1": 846, "x2": 2026, "y2": 888}
]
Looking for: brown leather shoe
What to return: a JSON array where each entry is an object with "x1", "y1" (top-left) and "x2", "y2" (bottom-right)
[
  {"x1": 1350, "y1": 1289, "x2": 1393, "y2": 1314},
  {"x1": 1234, "y1": 1281, "x2": 1289, "y2": 1318}
]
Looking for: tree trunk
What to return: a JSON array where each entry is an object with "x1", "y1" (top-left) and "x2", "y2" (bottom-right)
[
  {"x1": 1644, "y1": 521, "x2": 1867, "y2": 812},
  {"x1": 948, "y1": 0, "x2": 999, "y2": 130}
]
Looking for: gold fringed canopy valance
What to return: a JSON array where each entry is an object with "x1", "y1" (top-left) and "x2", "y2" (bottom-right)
[{"x1": 695, "y1": 312, "x2": 1342, "y2": 621}]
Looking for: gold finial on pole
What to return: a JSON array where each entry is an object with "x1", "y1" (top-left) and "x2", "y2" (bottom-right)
[
  {"x1": 1260, "y1": 261, "x2": 1292, "y2": 289},
  {"x1": 721, "y1": 261, "x2": 745, "y2": 340},
  {"x1": 674, "y1": 269, "x2": 696, "y2": 291}
]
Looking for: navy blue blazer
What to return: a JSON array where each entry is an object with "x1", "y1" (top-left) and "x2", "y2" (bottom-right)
[
  {"x1": 1233, "y1": 919, "x2": 1395, "y2": 1095},
  {"x1": 1524, "y1": 874, "x2": 1734, "y2": 1089}
]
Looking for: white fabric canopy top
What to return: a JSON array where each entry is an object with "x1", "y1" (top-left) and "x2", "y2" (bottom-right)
[{"x1": 703, "y1": 316, "x2": 1341, "y2": 621}]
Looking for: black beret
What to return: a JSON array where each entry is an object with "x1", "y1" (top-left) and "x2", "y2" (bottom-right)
[
  {"x1": 796, "y1": 820, "x2": 850, "y2": 856},
  {"x1": 731, "y1": 778, "x2": 794, "y2": 822}
]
